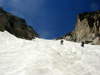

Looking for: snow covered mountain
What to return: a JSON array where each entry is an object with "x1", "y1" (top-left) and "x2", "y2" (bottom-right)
[{"x1": 0, "y1": 31, "x2": 100, "y2": 75}]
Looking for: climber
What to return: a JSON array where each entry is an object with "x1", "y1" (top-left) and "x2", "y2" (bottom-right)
[
  {"x1": 81, "y1": 41, "x2": 84, "y2": 47},
  {"x1": 60, "y1": 40, "x2": 64, "y2": 45}
]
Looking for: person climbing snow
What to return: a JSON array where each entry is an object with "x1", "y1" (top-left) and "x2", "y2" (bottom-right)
[
  {"x1": 81, "y1": 41, "x2": 84, "y2": 47},
  {"x1": 60, "y1": 40, "x2": 64, "y2": 45}
]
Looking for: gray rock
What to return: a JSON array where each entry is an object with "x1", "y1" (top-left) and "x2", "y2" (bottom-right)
[
  {"x1": 57, "y1": 10, "x2": 100, "y2": 45},
  {"x1": 0, "y1": 7, "x2": 40, "y2": 40}
]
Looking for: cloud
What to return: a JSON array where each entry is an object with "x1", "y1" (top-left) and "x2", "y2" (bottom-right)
[
  {"x1": 38, "y1": 30, "x2": 53, "y2": 39},
  {"x1": 0, "y1": 0, "x2": 3, "y2": 6},
  {"x1": 3, "y1": 0, "x2": 48, "y2": 38},
  {"x1": 91, "y1": 3, "x2": 99, "y2": 11},
  {"x1": 12, "y1": 0, "x2": 18, "y2": 2},
  {"x1": 2, "y1": 0, "x2": 56, "y2": 39},
  {"x1": 2, "y1": 0, "x2": 46, "y2": 22},
  {"x1": 3, "y1": 0, "x2": 45, "y2": 13},
  {"x1": 10, "y1": 10, "x2": 25, "y2": 19}
]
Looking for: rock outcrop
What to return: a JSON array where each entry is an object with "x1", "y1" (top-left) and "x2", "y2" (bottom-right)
[
  {"x1": 0, "y1": 7, "x2": 39, "y2": 40},
  {"x1": 57, "y1": 11, "x2": 100, "y2": 45}
]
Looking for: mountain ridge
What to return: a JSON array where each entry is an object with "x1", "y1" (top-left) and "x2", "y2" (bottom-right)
[
  {"x1": 57, "y1": 10, "x2": 100, "y2": 45},
  {"x1": 0, "y1": 7, "x2": 40, "y2": 40}
]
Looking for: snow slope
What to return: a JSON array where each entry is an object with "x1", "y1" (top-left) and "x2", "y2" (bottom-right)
[{"x1": 0, "y1": 31, "x2": 100, "y2": 75}]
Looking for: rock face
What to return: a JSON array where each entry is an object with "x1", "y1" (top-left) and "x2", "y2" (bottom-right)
[
  {"x1": 0, "y1": 7, "x2": 39, "y2": 40},
  {"x1": 58, "y1": 11, "x2": 100, "y2": 45}
]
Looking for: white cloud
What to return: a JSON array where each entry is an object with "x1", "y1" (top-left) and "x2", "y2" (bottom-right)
[
  {"x1": 10, "y1": 10, "x2": 25, "y2": 19},
  {"x1": 0, "y1": 0, "x2": 3, "y2": 6},
  {"x1": 38, "y1": 29, "x2": 53, "y2": 39},
  {"x1": 2, "y1": 0, "x2": 50, "y2": 38},
  {"x1": 12, "y1": 0, "x2": 18, "y2": 2},
  {"x1": 91, "y1": 3, "x2": 99, "y2": 11},
  {"x1": 6, "y1": 0, "x2": 46, "y2": 15}
]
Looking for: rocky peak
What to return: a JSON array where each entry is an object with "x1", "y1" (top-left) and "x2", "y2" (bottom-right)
[
  {"x1": 57, "y1": 10, "x2": 100, "y2": 45},
  {"x1": 0, "y1": 7, "x2": 4, "y2": 11},
  {"x1": 0, "y1": 7, "x2": 40, "y2": 40}
]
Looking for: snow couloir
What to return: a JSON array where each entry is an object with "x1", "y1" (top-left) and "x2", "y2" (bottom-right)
[{"x1": 0, "y1": 31, "x2": 100, "y2": 75}]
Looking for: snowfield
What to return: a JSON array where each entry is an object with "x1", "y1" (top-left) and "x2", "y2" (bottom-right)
[{"x1": 0, "y1": 31, "x2": 100, "y2": 75}]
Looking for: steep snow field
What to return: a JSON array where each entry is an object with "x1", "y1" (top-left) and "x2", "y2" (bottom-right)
[{"x1": 0, "y1": 31, "x2": 100, "y2": 75}]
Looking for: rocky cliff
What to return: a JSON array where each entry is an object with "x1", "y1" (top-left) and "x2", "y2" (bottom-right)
[
  {"x1": 58, "y1": 11, "x2": 100, "y2": 45},
  {"x1": 0, "y1": 7, "x2": 39, "y2": 40}
]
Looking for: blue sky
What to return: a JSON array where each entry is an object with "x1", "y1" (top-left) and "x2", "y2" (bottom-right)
[{"x1": 1, "y1": 0, "x2": 100, "y2": 39}]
